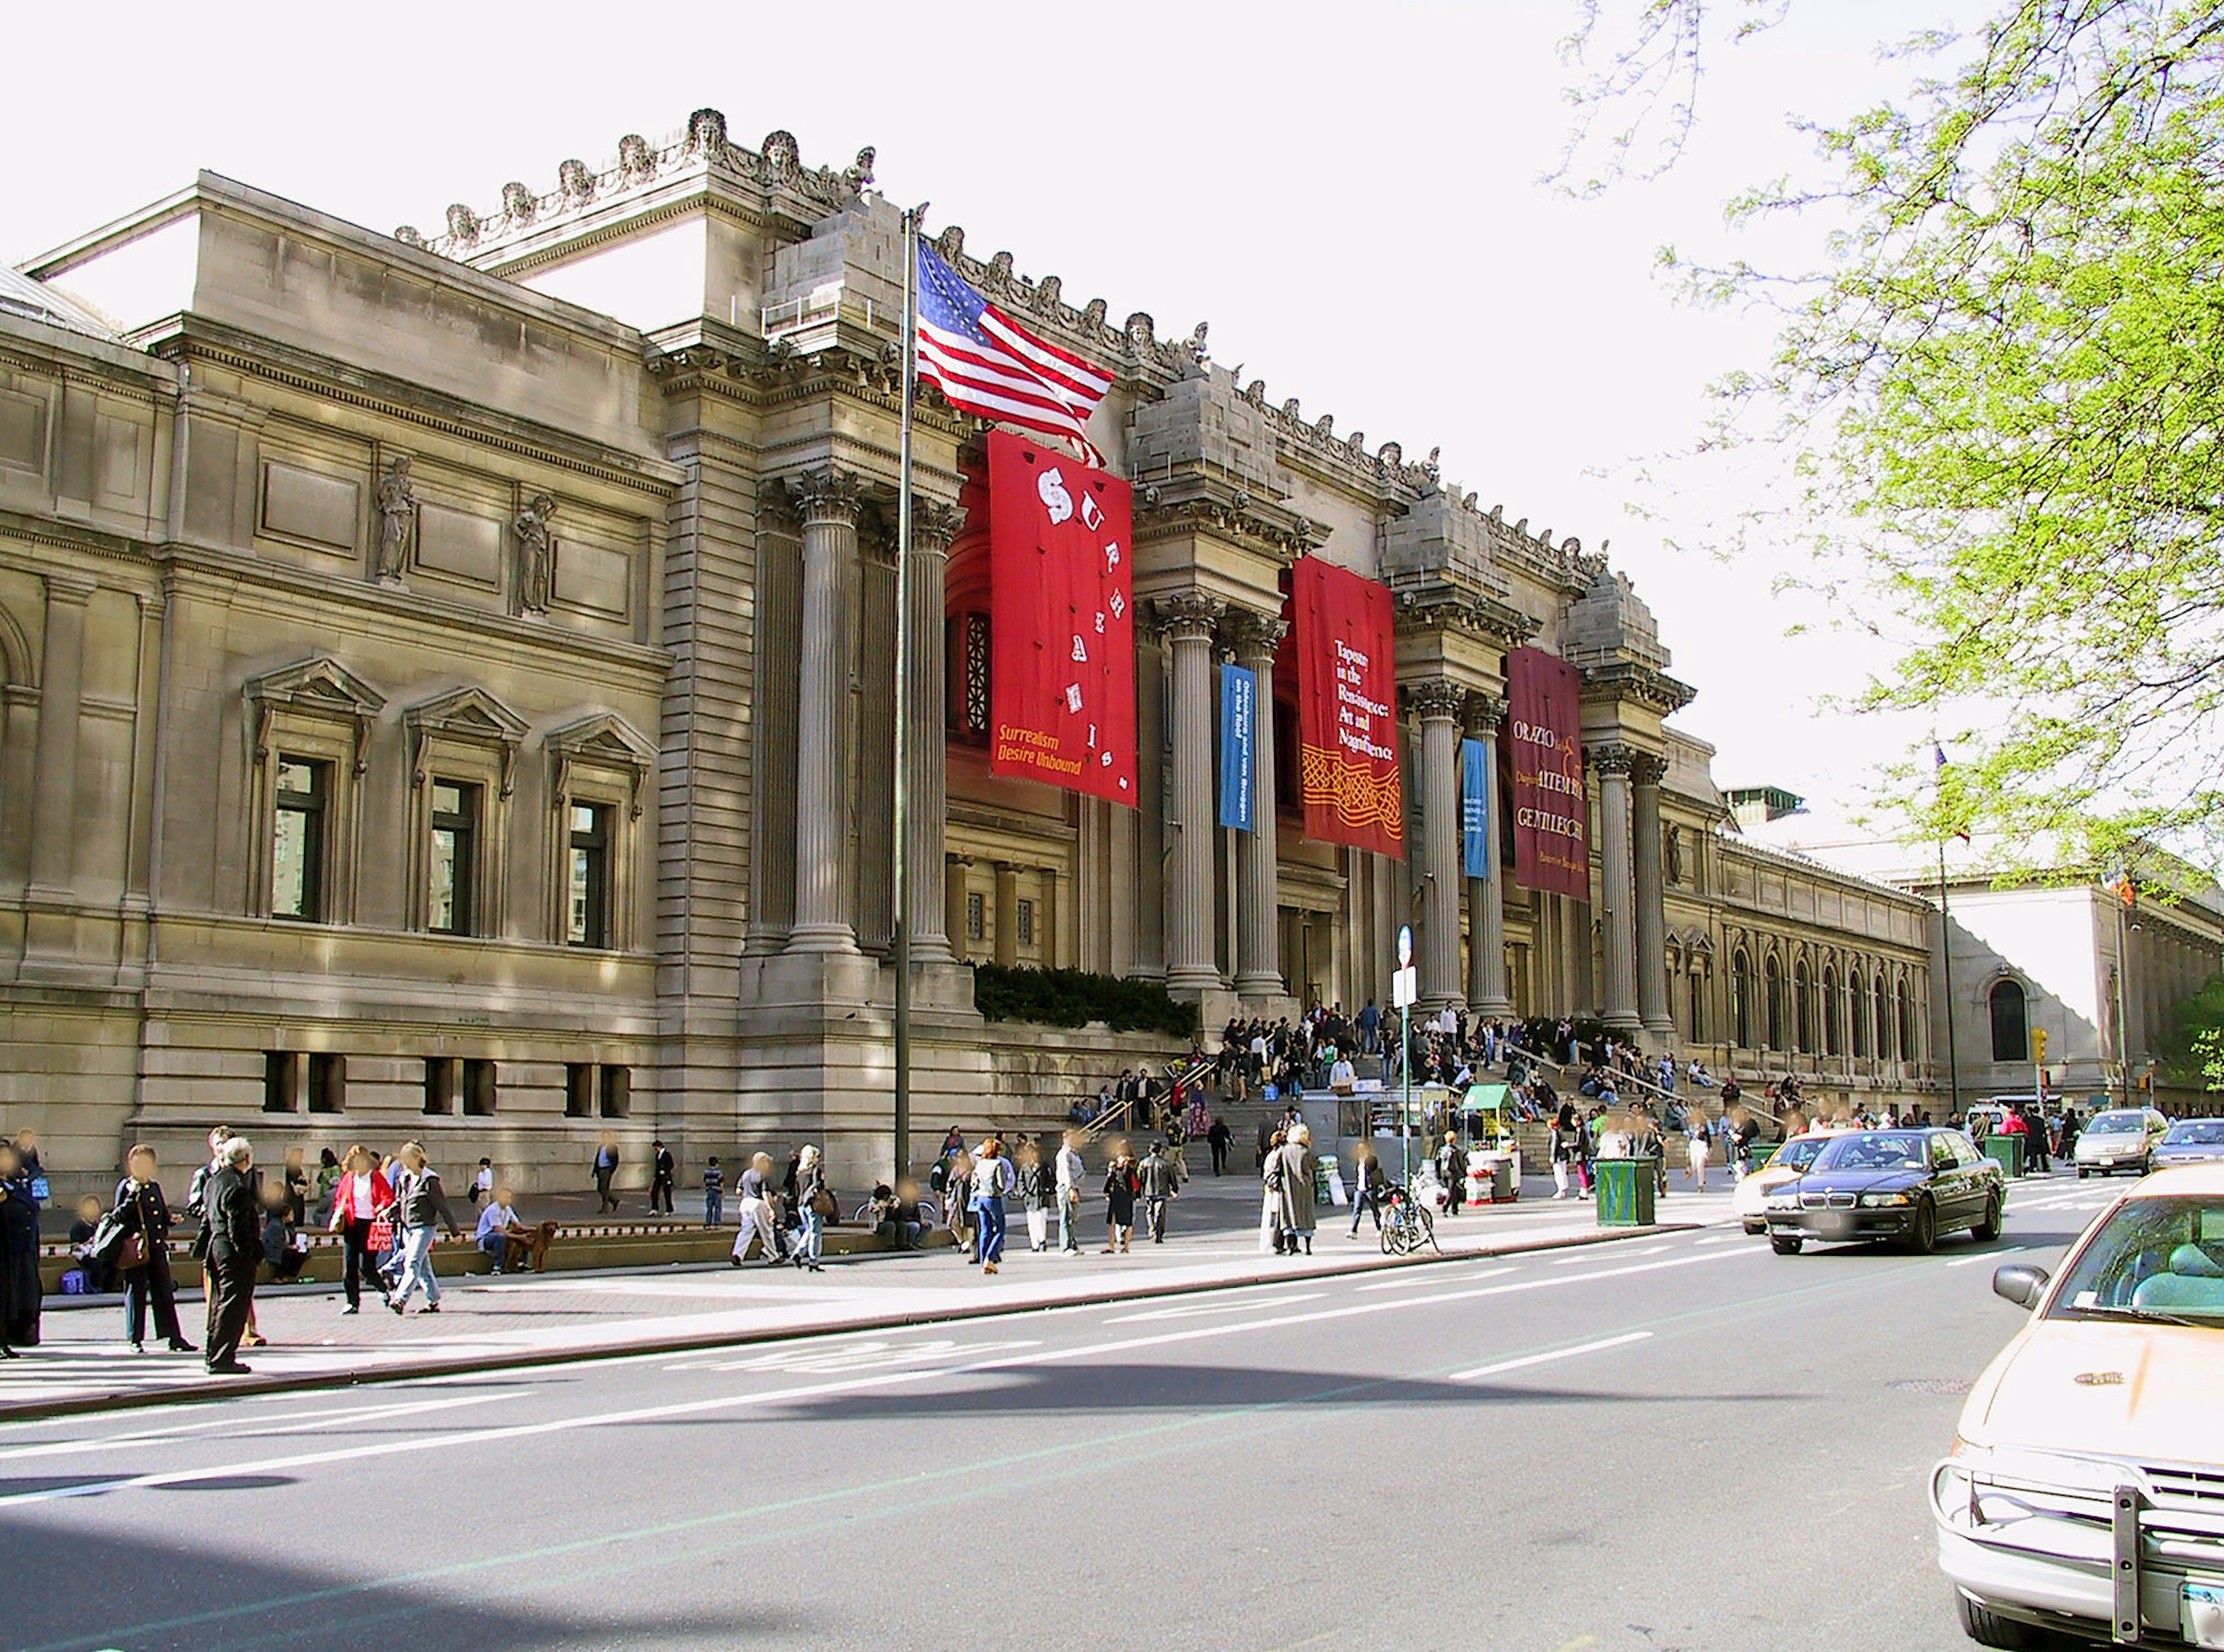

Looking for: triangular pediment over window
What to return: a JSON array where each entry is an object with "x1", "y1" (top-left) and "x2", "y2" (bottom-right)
[
  {"x1": 244, "y1": 656, "x2": 387, "y2": 718},
  {"x1": 404, "y1": 685, "x2": 532, "y2": 747},
  {"x1": 546, "y1": 711, "x2": 654, "y2": 770}
]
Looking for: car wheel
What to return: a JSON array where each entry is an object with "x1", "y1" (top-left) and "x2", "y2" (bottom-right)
[
  {"x1": 1770, "y1": 1235, "x2": 1803, "y2": 1256},
  {"x1": 1910, "y1": 1198, "x2": 1938, "y2": 1255},
  {"x1": 2077, "y1": 1168, "x2": 2088, "y2": 1179},
  {"x1": 1742, "y1": 1219, "x2": 1764, "y2": 1236},
  {"x1": 1973, "y1": 1193, "x2": 2003, "y2": 1242},
  {"x1": 1955, "y1": 1590, "x2": 2044, "y2": 1648}
]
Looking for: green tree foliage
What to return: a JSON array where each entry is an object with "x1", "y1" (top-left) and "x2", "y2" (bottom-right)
[
  {"x1": 1565, "y1": 2, "x2": 2224, "y2": 879},
  {"x1": 2156, "y1": 969, "x2": 2224, "y2": 1092},
  {"x1": 970, "y1": 963, "x2": 1200, "y2": 1039}
]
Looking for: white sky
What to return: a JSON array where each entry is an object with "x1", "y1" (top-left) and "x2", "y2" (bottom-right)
[{"x1": 6, "y1": 0, "x2": 1978, "y2": 824}]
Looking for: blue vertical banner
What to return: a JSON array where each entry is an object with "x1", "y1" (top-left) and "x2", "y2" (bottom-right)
[
  {"x1": 1461, "y1": 738, "x2": 1490, "y2": 878},
  {"x1": 1219, "y1": 664, "x2": 1257, "y2": 832}
]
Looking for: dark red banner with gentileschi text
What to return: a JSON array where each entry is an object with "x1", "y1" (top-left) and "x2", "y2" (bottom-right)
[
  {"x1": 1286, "y1": 555, "x2": 1403, "y2": 858},
  {"x1": 1506, "y1": 645, "x2": 1588, "y2": 898},
  {"x1": 987, "y1": 430, "x2": 1138, "y2": 806}
]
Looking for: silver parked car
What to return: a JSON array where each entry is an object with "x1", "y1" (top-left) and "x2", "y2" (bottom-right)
[{"x1": 2073, "y1": 1107, "x2": 2170, "y2": 1178}]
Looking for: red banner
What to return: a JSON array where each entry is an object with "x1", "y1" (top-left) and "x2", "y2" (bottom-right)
[
  {"x1": 1506, "y1": 645, "x2": 1588, "y2": 898},
  {"x1": 986, "y1": 431, "x2": 1137, "y2": 806},
  {"x1": 1287, "y1": 555, "x2": 1403, "y2": 858}
]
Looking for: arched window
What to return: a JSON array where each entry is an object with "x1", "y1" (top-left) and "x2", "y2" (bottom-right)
[
  {"x1": 1793, "y1": 959, "x2": 1814, "y2": 1052},
  {"x1": 1764, "y1": 954, "x2": 1784, "y2": 1050},
  {"x1": 1988, "y1": 978, "x2": 2028, "y2": 1062},
  {"x1": 1849, "y1": 961, "x2": 1868, "y2": 1057},
  {"x1": 1822, "y1": 966, "x2": 1841, "y2": 1055},
  {"x1": 1874, "y1": 973, "x2": 1890, "y2": 1061},
  {"x1": 1897, "y1": 977, "x2": 1916, "y2": 1062},
  {"x1": 1731, "y1": 950, "x2": 1752, "y2": 1048}
]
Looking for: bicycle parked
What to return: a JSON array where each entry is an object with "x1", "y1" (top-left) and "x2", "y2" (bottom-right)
[{"x1": 1380, "y1": 1183, "x2": 1439, "y2": 1257}]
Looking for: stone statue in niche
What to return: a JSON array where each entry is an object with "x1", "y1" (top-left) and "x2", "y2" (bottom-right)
[
  {"x1": 1666, "y1": 824, "x2": 1685, "y2": 886},
  {"x1": 515, "y1": 492, "x2": 557, "y2": 614},
  {"x1": 374, "y1": 456, "x2": 416, "y2": 584}
]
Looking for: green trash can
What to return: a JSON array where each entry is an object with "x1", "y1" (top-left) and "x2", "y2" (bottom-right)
[
  {"x1": 1596, "y1": 1157, "x2": 1657, "y2": 1227},
  {"x1": 1981, "y1": 1134, "x2": 2024, "y2": 1179},
  {"x1": 1749, "y1": 1143, "x2": 1780, "y2": 1171}
]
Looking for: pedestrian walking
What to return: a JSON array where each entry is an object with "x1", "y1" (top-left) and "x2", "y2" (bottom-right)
[
  {"x1": 971, "y1": 1138, "x2": 1014, "y2": 1273},
  {"x1": 1055, "y1": 1130, "x2": 1085, "y2": 1255},
  {"x1": 1348, "y1": 1143, "x2": 1387, "y2": 1237},
  {"x1": 468, "y1": 1157, "x2": 493, "y2": 1208},
  {"x1": 1267, "y1": 1124, "x2": 1317, "y2": 1256},
  {"x1": 1016, "y1": 1140, "x2": 1054, "y2": 1252},
  {"x1": 0, "y1": 1140, "x2": 43, "y2": 1353},
  {"x1": 702, "y1": 1156, "x2": 725, "y2": 1227},
  {"x1": 188, "y1": 1127, "x2": 269, "y2": 1351},
  {"x1": 1102, "y1": 1143, "x2": 1139, "y2": 1253},
  {"x1": 592, "y1": 1132, "x2": 621, "y2": 1214},
  {"x1": 1685, "y1": 1112, "x2": 1711, "y2": 1191},
  {"x1": 732, "y1": 1153, "x2": 785, "y2": 1265},
  {"x1": 649, "y1": 1139, "x2": 676, "y2": 1215},
  {"x1": 1207, "y1": 1115, "x2": 1232, "y2": 1176},
  {"x1": 946, "y1": 1152, "x2": 975, "y2": 1262},
  {"x1": 1139, "y1": 1139, "x2": 1179, "y2": 1242},
  {"x1": 1436, "y1": 1132, "x2": 1465, "y2": 1218},
  {"x1": 327, "y1": 1145, "x2": 393, "y2": 1314},
  {"x1": 385, "y1": 1142, "x2": 462, "y2": 1314},
  {"x1": 110, "y1": 1147, "x2": 193, "y2": 1354},
  {"x1": 195, "y1": 1137, "x2": 262, "y2": 1374},
  {"x1": 793, "y1": 1145, "x2": 830, "y2": 1273}
]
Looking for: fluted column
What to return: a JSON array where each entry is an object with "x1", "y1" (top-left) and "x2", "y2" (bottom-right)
[
  {"x1": 1158, "y1": 593, "x2": 1224, "y2": 993},
  {"x1": 787, "y1": 470, "x2": 862, "y2": 953},
  {"x1": 1410, "y1": 678, "x2": 1464, "y2": 1014},
  {"x1": 1231, "y1": 613, "x2": 1287, "y2": 997},
  {"x1": 1466, "y1": 692, "x2": 1513, "y2": 1018},
  {"x1": 1592, "y1": 742, "x2": 1640, "y2": 1032},
  {"x1": 28, "y1": 572, "x2": 95, "y2": 899},
  {"x1": 904, "y1": 504, "x2": 962, "y2": 963},
  {"x1": 1632, "y1": 751, "x2": 1673, "y2": 1048}
]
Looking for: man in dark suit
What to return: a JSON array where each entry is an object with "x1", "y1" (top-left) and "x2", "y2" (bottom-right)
[{"x1": 197, "y1": 1138, "x2": 264, "y2": 1375}]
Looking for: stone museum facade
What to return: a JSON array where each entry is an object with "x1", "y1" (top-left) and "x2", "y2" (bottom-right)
[{"x1": 0, "y1": 111, "x2": 1938, "y2": 1201}]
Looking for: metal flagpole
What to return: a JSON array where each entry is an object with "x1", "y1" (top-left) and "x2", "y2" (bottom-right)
[
  {"x1": 1938, "y1": 838, "x2": 1960, "y2": 1120},
  {"x1": 892, "y1": 203, "x2": 924, "y2": 1186}
]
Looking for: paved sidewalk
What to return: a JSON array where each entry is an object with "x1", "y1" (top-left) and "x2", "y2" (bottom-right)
[{"x1": 2, "y1": 1176, "x2": 1740, "y2": 1419}]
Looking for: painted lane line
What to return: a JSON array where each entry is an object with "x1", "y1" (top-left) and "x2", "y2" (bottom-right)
[
  {"x1": 0, "y1": 1390, "x2": 525, "y2": 1464},
  {"x1": 1106, "y1": 1293, "x2": 1329, "y2": 1324},
  {"x1": 705, "y1": 1337, "x2": 1043, "y2": 1373},
  {"x1": 0, "y1": 1247, "x2": 1746, "y2": 1506},
  {"x1": 1947, "y1": 1245, "x2": 2029, "y2": 1269},
  {"x1": 1451, "y1": 1331, "x2": 1654, "y2": 1381},
  {"x1": 1355, "y1": 1267, "x2": 1516, "y2": 1293}
]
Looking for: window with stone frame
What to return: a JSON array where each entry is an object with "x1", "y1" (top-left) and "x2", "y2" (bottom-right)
[
  {"x1": 965, "y1": 889, "x2": 985, "y2": 943},
  {"x1": 948, "y1": 612, "x2": 991, "y2": 745},
  {"x1": 1764, "y1": 953, "x2": 1786, "y2": 1050},
  {"x1": 1989, "y1": 977, "x2": 2029, "y2": 1062},
  {"x1": 404, "y1": 688, "x2": 526, "y2": 940},
  {"x1": 1731, "y1": 950, "x2": 1753, "y2": 1048},
  {"x1": 1016, "y1": 896, "x2": 1036, "y2": 949},
  {"x1": 546, "y1": 712, "x2": 653, "y2": 951},
  {"x1": 245, "y1": 658, "x2": 385, "y2": 924}
]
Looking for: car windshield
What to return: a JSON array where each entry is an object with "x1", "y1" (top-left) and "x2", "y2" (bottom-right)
[
  {"x1": 1810, "y1": 1132, "x2": 1927, "y2": 1173},
  {"x1": 2084, "y1": 1113, "x2": 2145, "y2": 1137},
  {"x1": 1776, "y1": 1138, "x2": 1828, "y2": 1171},
  {"x1": 2047, "y1": 1196, "x2": 2224, "y2": 1325},
  {"x1": 2164, "y1": 1121, "x2": 2224, "y2": 1146}
]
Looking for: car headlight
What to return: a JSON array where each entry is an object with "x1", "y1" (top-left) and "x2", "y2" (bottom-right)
[
  {"x1": 1859, "y1": 1191, "x2": 1912, "y2": 1207},
  {"x1": 1764, "y1": 1193, "x2": 1801, "y2": 1210}
]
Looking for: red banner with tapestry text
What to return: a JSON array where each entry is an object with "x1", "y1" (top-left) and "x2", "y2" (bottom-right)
[
  {"x1": 1287, "y1": 556, "x2": 1403, "y2": 858},
  {"x1": 1506, "y1": 645, "x2": 1588, "y2": 898},
  {"x1": 987, "y1": 430, "x2": 1138, "y2": 806}
]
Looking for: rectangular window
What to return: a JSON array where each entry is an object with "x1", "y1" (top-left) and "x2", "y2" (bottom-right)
[
  {"x1": 965, "y1": 890, "x2": 985, "y2": 943},
  {"x1": 428, "y1": 780, "x2": 480, "y2": 935},
  {"x1": 568, "y1": 802, "x2": 612, "y2": 948},
  {"x1": 462, "y1": 1058, "x2": 497, "y2": 1117},
  {"x1": 423, "y1": 1057, "x2": 456, "y2": 1116},
  {"x1": 306, "y1": 1053, "x2": 346, "y2": 1114},
  {"x1": 262, "y1": 1051, "x2": 298, "y2": 1113},
  {"x1": 599, "y1": 1065, "x2": 631, "y2": 1120},
  {"x1": 1016, "y1": 897, "x2": 1036, "y2": 948},
  {"x1": 963, "y1": 613, "x2": 990, "y2": 738},
  {"x1": 272, "y1": 757, "x2": 329, "y2": 922},
  {"x1": 565, "y1": 1063, "x2": 594, "y2": 1118}
]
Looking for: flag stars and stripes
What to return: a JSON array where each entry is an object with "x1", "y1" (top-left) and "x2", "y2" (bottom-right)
[{"x1": 916, "y1": 242, "x2": 1113, "y2": 467}]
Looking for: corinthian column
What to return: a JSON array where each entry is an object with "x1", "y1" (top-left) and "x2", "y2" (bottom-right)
[
  {"x1": 1409, "y1": 678, "x2": 1465, "y2": 1014},
  {"x1": 1632, "y1": 751, "x2": 1674, "y2": 1048},
  {"x1": 1592, "y1": 742, "x2": 1640, "y2": 1032},
  {"x1": 1230, "y1": 612, "x2": 1287, "y2": 998},
  {"x1": 904, "y1": 503, "x2": 963, "y2": 963},
  {"x1": 787, "y1": 470, "x2": 862, "y2": 953},
  {"x1": 1157, "y1": 593, "x2": 1224, "y2": 994},
  {"x1": 1466, "y1": 692, "x2": 1513, "y2": 1018}
]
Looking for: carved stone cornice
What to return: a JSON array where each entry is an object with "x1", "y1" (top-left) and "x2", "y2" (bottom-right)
[
  {"x1": 1464, "y1": 690, "x2": 1508, "y2": 735},
  {"x1": 1223, "y1": 611, "x2": 1287, "y2": 668},
  {"x1": 1391, "y1": 583, "x2": 1539, "y2": 649},
  {"x1": 1402, "y1": 678, "x2": 1464, "y2": 723},
  {"x1": 1586, "y1": 740, "x2": 1639, "y2": 778},
  {"x1": 1131, "y1": 475, "x2": 1325, "y2": 563},
  {"x1": 1579, "y1": 659, "x2": 1698, "y2": 715},
  {"x1": 1153, "y1": 591, "x2": 1225, "y2": 644},
  {"x1": 789, "y1": 467, "x2": 868, "y2": 528}
]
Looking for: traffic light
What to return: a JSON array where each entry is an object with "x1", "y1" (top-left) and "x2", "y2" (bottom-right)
[{"x1": 2032, "y1": 1028, "x2": 2048, "y2": 1063}]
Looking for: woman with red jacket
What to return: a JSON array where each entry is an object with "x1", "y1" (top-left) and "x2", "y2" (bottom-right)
[{"x1": 327, "y1": 1144, "x2": 393, "y2": 1315}]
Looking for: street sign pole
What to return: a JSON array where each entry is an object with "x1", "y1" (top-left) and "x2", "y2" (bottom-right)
[{"x1": 1396, "y1": 925, "x2": 1415, "y2": 1190}]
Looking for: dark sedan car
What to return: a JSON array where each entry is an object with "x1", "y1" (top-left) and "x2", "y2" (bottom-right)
[
  {"x1": 1761, "y1": 1128, "x2": 2006, "y2": 1256},
  {"x1": 2153, "y1": 1117, "x2": 2224, "y2": 1168}
]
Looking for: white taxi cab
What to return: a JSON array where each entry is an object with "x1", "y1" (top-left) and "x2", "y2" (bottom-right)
[
  {"x1": 1933, "y1": 1164, "x2": 2224, "y2": 1648},
  {"x1": 1731, "y1": 1124, "x2": 1859, "y2": 1234}
]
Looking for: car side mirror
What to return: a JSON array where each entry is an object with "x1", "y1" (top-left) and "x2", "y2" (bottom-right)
[{"x1": 1993, "y1": 1263, "x2": 2050, "y2": 1310}]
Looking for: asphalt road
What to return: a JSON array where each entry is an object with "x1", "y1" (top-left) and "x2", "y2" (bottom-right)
[{"x1": 0, "y1": 1175, "x2": 2119, "y2": 1652}]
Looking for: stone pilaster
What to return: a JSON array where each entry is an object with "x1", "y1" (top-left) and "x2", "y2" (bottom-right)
[
  {"x1": 1230, "y1": 612, "x2": 1287, "y2": 997},
  {"x1": 1157, "y1": 592, "x2": 1224, "y2": 994},
  {"x1": 903, "y1": 504, "x2": 963, "y2": 963},
  {"x1": 744, "y1": 499, "x2": 800, "y2": 956},
  {"x1": 1409, "y1": 678, "x2": 1465, "y2": 1013},
  {"x1": 1466, "y1": 692, "x2": 1513, "y2": 1018},
  {"x1": 1590, "y1": 741, "x2": 1640, "y2": 1032},
  {"x1": 27, "y1": 572, "x2": 95, "y2": 900},
  {"x1": 787, "y1": 470, "x2": 863, "y2": 953},
  {"x1": 993, "y1": 861, "x2": 1019, "y2": 968},
  {"x1": 1632, "y1": 751, "x2": 1674, "y2": 1048}
]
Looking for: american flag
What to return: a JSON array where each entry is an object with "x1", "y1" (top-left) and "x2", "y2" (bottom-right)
[{"x1": 916, "y1": 240, "x2": 1113, "y2": 468}]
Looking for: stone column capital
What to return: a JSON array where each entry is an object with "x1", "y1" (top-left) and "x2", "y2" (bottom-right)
[
  {"x1": 1153, "y1": 590, "x2": 1225, "y2": 644},
  {"x1": 1630, "y1": 750, "x2": 1669, "y2": 787},
  {"x1": 1224, "y1": 611, "x2": 1287, "y2": 669},
  {"x1": 1586, "y1": 740, "x2": 1639, "y2": 778},
  {"x1": 789, "y1": 467, "x2": 868, "y2": 528},
  {"x1": 910, "y1": 498, "x2": 967, "y2": 555},
  {"x1": 43, "y1": 571, "x2": 97, "y2": 606},
  {"x1": 1403, "y1": 677, "x2": 1464, "y2": 723},
  {"x1": 1464, "y1": 690, "x2": 1508, "y2": 736}
]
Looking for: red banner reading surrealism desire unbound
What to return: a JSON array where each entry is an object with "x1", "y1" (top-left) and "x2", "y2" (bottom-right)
[
  {"x1": 1506, "y1": 645, "x2": 1589, "y2": 899},
  {"x1": 1288, "y1": 556, "x2": 1403, "y2": 858},
  {"x1": 986, "y1": 431, "x2": 1138, "y2": 806}
]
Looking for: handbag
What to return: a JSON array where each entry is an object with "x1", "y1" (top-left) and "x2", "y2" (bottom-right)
[
  {"x1": 809, "y1": 1186, "x2": 837, "y2": 1219},
  {"x1": 366, "y1": 1217, "x2": 395, "y2": 1251},
  {"x1": 118, "y1": 1231, "x2": 149, "y2": 1271}
]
